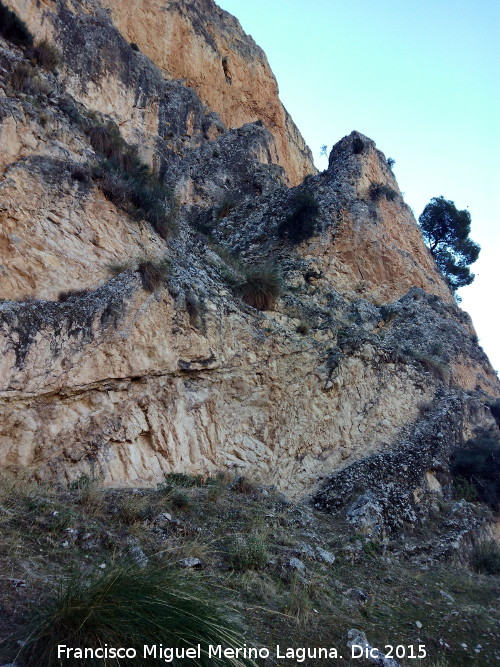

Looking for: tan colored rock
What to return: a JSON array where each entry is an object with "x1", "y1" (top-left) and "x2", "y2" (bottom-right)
[
  {"x1": 99, "y1": 0, "x2": 315, "y2": 184},
  {"x1": 1, "y1": 2, "x2": 499, "y2": 499},
  {"x1": 5, "y1": 0, "x2": 315, "y2": 185},
  {"x1": 306, "y1": 136, "x2": 453, "y2": 304}
]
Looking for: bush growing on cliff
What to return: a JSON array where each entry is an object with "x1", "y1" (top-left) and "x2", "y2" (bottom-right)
[
  {"x1": 352, "y1": 136, "x2": 364, "y2": 154},
  {"x1": 0, "y1": 2, "x2": 33, "y2": 46},
  {"x1": 450, "y1": 436, "x2": 500, "y2": 511},
  {"x1": 88, "y1": 122, "x2": 178, "y2": 239},
  {"x1": 369, "y1": 182, "x2": 397, "y2": 202},
  {"x1": 28, "y1": 40, "x2": 60, "y2": 71},
  {"x1": 278, "y1": 190, "x2": 320, "y2": 243},
  {"x1": 471, "y1": 540, "x2": 500, "y2": 575},
  {"x1": 17, "y1": 563, "x2": 255, "y2": 667}
]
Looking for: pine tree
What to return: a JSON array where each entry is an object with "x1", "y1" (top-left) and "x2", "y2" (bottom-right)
[{"x1": 419, "y1": 196, "x2": 480, "y2": 291}]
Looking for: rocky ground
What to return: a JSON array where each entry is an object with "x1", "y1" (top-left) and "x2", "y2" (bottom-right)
[{"x1": 0, "y1": 472, "x2": 498, "y2": 666}]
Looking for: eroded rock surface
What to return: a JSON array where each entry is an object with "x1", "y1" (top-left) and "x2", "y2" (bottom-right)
[{"x1": 0, "y1": 0, "x2": 499, "y2": 530}]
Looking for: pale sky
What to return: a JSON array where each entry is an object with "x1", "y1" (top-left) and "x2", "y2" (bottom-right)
[{"x1": 217, "y1": 0, "x2": 500, "y2": 374}]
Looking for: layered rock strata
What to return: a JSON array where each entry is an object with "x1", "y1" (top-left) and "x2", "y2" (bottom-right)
[{"x1": 0, "y1": 0, "x2": 499, "y2": 534}]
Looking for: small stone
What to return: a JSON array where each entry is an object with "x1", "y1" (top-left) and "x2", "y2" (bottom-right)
[
  {"x1": 98, "y1": 563, "x2": 106, "y2": 569},
  {"x1": 440, "y1": 590, "x2": 454, "y2": 602},
  {"x1": 61, "y1": 541, "x2": 69, "y2": 548},
  {"x1": 289, "y1": 557, "x2": 305, "y2": 572},
  {"x1": 299, "y1": 544, "x2": 315, "y2": 558},
  {"x1": 315, "y1": 547, "x2": 335, "y2": 564},
  {"x1": 129, "y1": 545, "x2": 148, "y2": 568},
  {"x1": 415, "y1": 621, "x2": 422, "y2": 629},
  {"x1": 179, "y1": 557, "x2": 203, "y2": 569}
]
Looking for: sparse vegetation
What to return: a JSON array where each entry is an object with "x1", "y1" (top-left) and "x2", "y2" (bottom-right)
[
  {"x1": 405, "y1": 349, "x2": 449, "y2": 383},
  {"x1": 369, "y1": 182, "x2": 397, "y2": 202},
  {"x1": 236, "y1": 265, "x2": 281, "y2": 310},
  {"x1": 278, "y1": 190, "x2": 320, "y2": 243},
  {"x1": 28, "y1": 40, "x2": 60, "y2": 71},
  {"x1": 471, "y1": 540, "x2": 500, "y2": 575},
  {"x1": 137, "y1": 257, "x2": 171, "y2": 292},
  {"x1": 0, "y1": 472, "x2": 499, "y2": 666},
  {"x1": 352, "y1": 136, "x2": 364, "y2": 154},
  {"x1": 86, "y1": 121, "x2": 178, "y2": 239},
  {"x1": 450, "y1": 436, "x2": 500, "y2": 511},
  {"x1": 0, "y1": 2, "x2": 33, "y2": 46}
]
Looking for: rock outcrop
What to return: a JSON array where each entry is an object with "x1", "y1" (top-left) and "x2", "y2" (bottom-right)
[
  {"x1": 0, "y1": 0, "x2": 499, "y2": 539},
  {"x1": 3, "y1": 0, "x2": 315, "y2": 186}
]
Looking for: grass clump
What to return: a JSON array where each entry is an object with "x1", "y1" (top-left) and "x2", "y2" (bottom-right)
[
  {"x1": 369, "y1": 182, "x2": 397, "y2": 202},
  {"x1": 229, "y1": 535, "x2": 269, "y2": 572},
  {"x1": 450, "y1": 436, "x2": 500, "y2": 511},
  {"x1": 28, "y1": 40, "x2": 60, "y2": 70},
  {"x1": 118, "y1": 494, "x2": 156, "y2": 525},
  {"x1": 164, "y1": 473, "x2": 207, "y2": 488},
  {"x1": 137, "y1": 257, "x2": 171, "y2": 292},
  {"x1": 278, "y1": 190, "x2": 320, "y2": 244},
  {"x1": 0, "y1": 2, "x2": 33, "y2": 46},
  {"x1": 471, "y1": 540, "x2": 500, "y2": 575},
  {"x1": 16, "y1": 563, "x2": 256, "y2": 666},
  {"x1": 10, "y1": 61, "x2": 35, "y2": 93},
  {"x1": 296, "y1": 320, "x2": 310, "y2": 335},
  {"x1": 236, "y1": 265, "x2": 281, "y2": 311}
]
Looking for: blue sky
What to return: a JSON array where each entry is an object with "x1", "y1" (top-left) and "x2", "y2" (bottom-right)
[{"x1": 217, "y1": 0, "x2": 500, "y2": 373}]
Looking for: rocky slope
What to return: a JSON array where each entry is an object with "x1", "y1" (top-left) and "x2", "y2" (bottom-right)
[{"x1": 0, "y1": 0, "x2": 499, "y2": 547}]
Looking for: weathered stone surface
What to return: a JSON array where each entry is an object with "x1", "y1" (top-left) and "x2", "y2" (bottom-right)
[
  {"x1": 0, "y1": 0, "x2": 499, "y2": 525},
  {"x1": 4, "y1": 0, "x2": 315, "y2": 185}
]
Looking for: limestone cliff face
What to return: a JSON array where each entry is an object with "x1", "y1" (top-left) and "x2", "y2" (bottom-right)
[
  {"x1": 4, "y1": 0, "x2": 315, "y2": 185},
  {"x1": 0, "y1": 0, "x2": 499, "y2": 534}
]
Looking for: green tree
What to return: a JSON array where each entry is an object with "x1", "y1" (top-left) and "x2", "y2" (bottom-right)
[{"x1": 419, "y1": 196, "x2": 480, "y2": 291}]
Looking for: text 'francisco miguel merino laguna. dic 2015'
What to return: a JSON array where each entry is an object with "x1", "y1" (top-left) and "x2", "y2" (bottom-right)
[{"x1": 57, "y1": 643, "x2": 427, "y2": 662}]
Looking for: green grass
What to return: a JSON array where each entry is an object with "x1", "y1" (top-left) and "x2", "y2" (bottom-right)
[
  {"x1": 235, "y1": 266, "x2": 281, "y2": 311},
  {"x1": 0, "y1": 472, "x2": 498, "y2": 666},
  {"x1": 229, "y1": 535, "x2": 269, "y2": 572},
  {"x1": 16, "y1": 564, "x2": 256, "y2": 666}
]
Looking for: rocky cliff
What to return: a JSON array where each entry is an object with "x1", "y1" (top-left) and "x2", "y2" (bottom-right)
[{"x1": 0, "y1": 0, "x2": 499, "y2": 541}]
